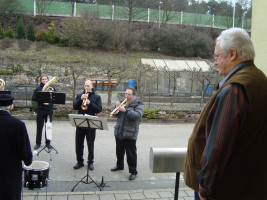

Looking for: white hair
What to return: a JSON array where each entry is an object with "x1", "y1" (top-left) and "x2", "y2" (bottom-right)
[
  {"x1": 0, "y1": 105, "x2": 12, "y2": 111},
  {"x1": 216, "y1": 28, "x2": 255, "y2": 60}
]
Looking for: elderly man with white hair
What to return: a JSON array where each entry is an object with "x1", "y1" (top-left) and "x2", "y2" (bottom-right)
[{"x1": 184, "y1": 28, "x2": 267, "y2": 200}]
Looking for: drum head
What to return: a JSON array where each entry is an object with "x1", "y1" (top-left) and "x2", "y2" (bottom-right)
[{"x1": 23, "y1": 161, "x2": 49, "y2": 170}]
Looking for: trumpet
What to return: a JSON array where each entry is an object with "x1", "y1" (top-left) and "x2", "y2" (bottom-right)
[
  {"x1": 81, "y1": 92, "x2": 89, "y2": 110},
  {"x1": 110, "y1": 98, "x2": 127, "y2": 117}
]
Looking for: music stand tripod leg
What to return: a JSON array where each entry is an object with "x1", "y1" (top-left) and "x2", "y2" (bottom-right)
[
  {"x1": 47, "y1": 144, "x2": 58, "y2": 154},
  {"x1": 71, "y1": 165, "x2": 102, "y2": 192}
]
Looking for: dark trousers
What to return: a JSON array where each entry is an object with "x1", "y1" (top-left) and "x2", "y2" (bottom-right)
[
  {"x1": 115, "y1": 137, "x2": 137, "y2": 174},
  {"x1": 75, "y1": 128, "x2": 96, "y2": 164},
  {"x1": 194, "y1": 191, "x2": 201, "y2": 200},
  {"x1": 36, "y1": 109, "x2": 53, "y2": 145}
]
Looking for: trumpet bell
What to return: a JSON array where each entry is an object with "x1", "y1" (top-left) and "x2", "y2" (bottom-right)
[{"x1": 0, "y1": 79, "x2": 5, "y2": 90}]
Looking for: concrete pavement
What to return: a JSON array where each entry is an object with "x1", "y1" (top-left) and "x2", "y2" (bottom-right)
[{"x1": 21, "y1": 119, "x2": 196, "y2": 199}]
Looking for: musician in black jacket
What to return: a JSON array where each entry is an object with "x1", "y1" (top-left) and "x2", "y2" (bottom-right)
[
  {"x1": 73, "y1": 79, "x2": 102, "y2": 170},
  {"x1": 0, "y1": 94, "x2": 32, "y2": 200},
  {"x1": 32, "y1": 75, "x2": 55, "y2": 150}
]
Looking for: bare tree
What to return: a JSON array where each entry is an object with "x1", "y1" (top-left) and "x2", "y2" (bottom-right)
[
  {"x1": 118, "y1": 0, "x2": 149, "y2": 23},
  {"x1": 185, "y1": 62, "x2": 218, "y2": 107},
  {"x1": 162, "y1": 66, "x2": 181, "y2": 107},
  {"x1": 35, "y1": 0, "x2": 53, "y2": 16},
  {"x1": 128, "y1": 63, "x2": 155, "y2": 101},
  {"x1": 24, "y1": 55, "x2": 48, "y2": 86},
  {"x1": 161, "y1": 0, "x2": 177, "y2": 26},
  {"x1": 94, "y1": 59, "x2": 129, "y2": 106}
]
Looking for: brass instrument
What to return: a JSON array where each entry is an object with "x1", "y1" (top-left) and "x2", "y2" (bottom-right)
[
  {"x1": 81, "y1": 92, "x2": 89, "y2": 110},
  {"x1": 42, "y1": 76, "x2": 59, "y2": 105},
  {"x1": 109, "y1": 98, "x2": 127, "y2": 117},
  {"x1": 0, "y1": 79, "x2": 5, "y2": 90},
  {"x1": 42, "y1": 76, "x2": 59, "y2": 92}
]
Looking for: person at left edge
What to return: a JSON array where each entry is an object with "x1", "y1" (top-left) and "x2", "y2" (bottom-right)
[
  {"x1": 73, "y1": 79, "x2": 102, "y2": 170},
  {"x1": 0, "y1": 94, "x2": 33, "y2": 200},
  {"x1": 32, "y1": 75, "x2": 56, "y2": 150}
]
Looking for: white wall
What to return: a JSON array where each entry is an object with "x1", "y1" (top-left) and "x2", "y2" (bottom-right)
[{"x1": 251, "y1": 0, "x2": 267, "y2": 75}]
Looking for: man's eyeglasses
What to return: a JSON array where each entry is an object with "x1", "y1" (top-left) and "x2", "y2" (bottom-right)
[{"x1": 213, "y1": 52, "x2": 225, "y2": 60}]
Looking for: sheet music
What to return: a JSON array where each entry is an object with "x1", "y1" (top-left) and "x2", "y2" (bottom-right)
[{"x1": 68, "y1": 114, "x2": 108, "y2": 130}]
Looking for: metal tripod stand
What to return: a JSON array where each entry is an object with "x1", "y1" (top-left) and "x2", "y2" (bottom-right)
[{"x1": 71, "y1": 165, "x2": 102, "y2": 192}]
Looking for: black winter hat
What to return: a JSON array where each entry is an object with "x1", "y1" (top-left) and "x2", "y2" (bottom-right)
[{"x1": 0, "y1": 94, "x2": 14, "y2": 106}]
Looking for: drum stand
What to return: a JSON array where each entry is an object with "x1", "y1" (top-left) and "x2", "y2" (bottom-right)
[
  {"x1": 71, "y1": 164, "x2": 102, "y2": 192},
  {"x1": 22, "y1": 186, "x2": 48, "y2": 200}
]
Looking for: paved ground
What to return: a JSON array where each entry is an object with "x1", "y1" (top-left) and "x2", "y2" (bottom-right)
[{"x1": 21, "y1": 119, "x2": 196, "y2": 199}]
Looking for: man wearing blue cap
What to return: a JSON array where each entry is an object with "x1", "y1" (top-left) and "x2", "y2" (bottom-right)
[{"x1": 0, "y1": 94, "x2": 33, "y2": 200}]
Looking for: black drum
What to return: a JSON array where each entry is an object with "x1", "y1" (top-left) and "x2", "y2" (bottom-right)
[{"x1": 23, "y1": 161, "x2": 50, "y2": 190}]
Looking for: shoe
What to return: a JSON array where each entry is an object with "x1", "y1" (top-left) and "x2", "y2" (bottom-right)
[
  {"x1": 73, "y1": 163, "x2": 84, "y2": 170},
  {"x1": 111, "y1": 166, "x2": 124, "y2": 171},
  {"x1": 88, "y1": 163, "x2": 94, "y2": 170},
  {"x1": 34, "y1": 144, "x2": 41, "y2": 150},
  {"x1": 46, "y1": 144, "x2": 52, "y2": 149},
  {"x1": 129, "y1": 173, "x2": 137, "y2": 180}
]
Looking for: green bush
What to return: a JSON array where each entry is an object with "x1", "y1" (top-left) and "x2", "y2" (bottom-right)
[
  {"x1": 0, "y1": 23, "x2": 4, "y2": 39},
  {"x1": 93, "y1": 28, "x2": 112, "y2": 49},
  {"x1": 140, "y1": 28, "x2": 160, "y2": 51},
  {"x1": 16, "y1": 19, "x2": 26, "y2": 39},
  {"x1": 35, "y1": 29, "x2": 47, "y2": 41},
  {"x1": 177, "y1": 111, "x2": 186, "y2": 118},
  {"x1": 143, "y1": 108, "x2": 161, "y2": 119},
  {"x1": 31, "y1": 100, "x2": 38, "y2": 111},
  {"x1": 58, "y1": 38, "x2": 69, "y2": 46},
  {"x1": 0, "y1": 68, "x2": 13, "y2": 75},
  {"x1": 46, "y1": 21, "x2": 59, "y2": 44},
  {"x1": 4, "y1": 27, "x2": 15, "y2": 38},
  {"x1": 27, "y1": 23, "x2": 35, "y2": 41},
  {"x1": 141, "y1": 27, "x2": 214, "y2": 58}
]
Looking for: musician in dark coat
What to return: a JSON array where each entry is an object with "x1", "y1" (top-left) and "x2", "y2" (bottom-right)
[
  {"x1": 73, "y1": 79, "x2": 102, "y2": 170},
  {"x1": 32, "y1": 75, "x2": 55, "y2": 150},
  {"x1": 110, "y1": 87, "x2": 144, "y2": 181},
  {"x1": 0, "y1": 94, "x2": 33, "y2": 200}
]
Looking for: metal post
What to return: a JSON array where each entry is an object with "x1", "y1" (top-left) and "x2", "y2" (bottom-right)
[
  {"x1": 158, "y1": 1, "x2": 162, "y2": 29},
  {"x1": 148, "y1": 8, "x2": 150, "y2": 23},
  {"x1": 74, "y1": 2, "x2": 76, "y2": 17},
  {"x1": 112, "y1": 5, "x2": 114, "y2": 21},
  {"x1": 33, "y1": 0, "x2": 36, "y2": 16},
  {"x1": 233, "y1": 0, "x2": 236, "y2": 27},
  {"x1": 174, "y1": 172, "x2": 180, "y2": 200},
  {"x1": 148, "y1": 90, "x2": 150, "y2": 108}
]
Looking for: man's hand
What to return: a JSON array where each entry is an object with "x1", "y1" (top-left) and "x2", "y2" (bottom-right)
[
  {"x1": 81, "y1": 93, "x2": 88, "y2": 100},
  {"x1": 199, "y1": 192, "x2": 206, "y2": 200},
  {"x1": 115, "y1": 101, "x2": 121, "y2": 107},
  {"x1": 118, "y1": 105, "x2": 126, "y2": 112}
]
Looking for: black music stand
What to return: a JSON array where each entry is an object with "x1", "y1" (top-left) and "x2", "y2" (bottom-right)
[
  {"x1": 0, "y1": 90, "x2": 11, "y2": 94},
  {"x1": 36, "y1": 92, "x2": 66, "y2": 160},
  {"x1": 69, "y1": 114, "x2": 108, "y2": 192}
]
